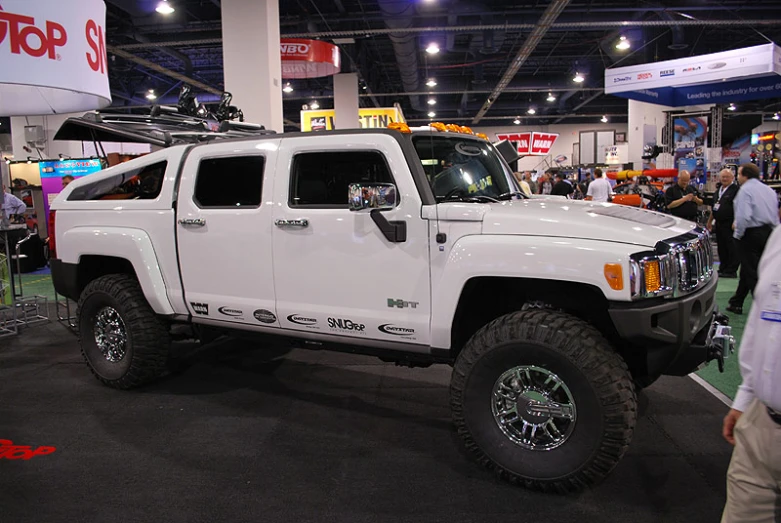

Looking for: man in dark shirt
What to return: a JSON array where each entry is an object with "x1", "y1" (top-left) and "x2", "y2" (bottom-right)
[
  {"x1": 665, "y1": 170, "x2": 703, "y2": 221},
  {"x1": 551, "y1": 172, "x2": 573, "y2": 197},
  {"x1": 708, "y1": 168, "x2": 740, "y2": 278}
]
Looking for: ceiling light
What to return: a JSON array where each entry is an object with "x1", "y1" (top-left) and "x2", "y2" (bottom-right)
[
  {"x1": 616, "y1": 36, "x2": 630, "y2": 50},
  {"x1": 727, "y1": 103, "x2": 736, "y2": 111},
  {"x1": 427, "y1": 98, "x2": 436, "y2": 105},
  {"x1": 145, "y1": 89, "x2": 157, "y2": 100},
  {"x1": 282, "y1": 83, "x2": 293, "y2": 93},
  {"x1": 527, "y1": 107, "x2": 536, "y2": 115},
  {"x1": 601, "y1": 115, "x2": 608, "y2": 123},
  {"x1": 426, "y1": 43, "x2": 440, "y2": 55},
  {"x1": 546, "y1": 92, "x2": 556, "y2": 102},
  {"x1": 155, "y1": 0, "x2": 175, "y2": 15},
  {"x1": 310, "y1": 101, "x2": 320, "y2": 110},
  {"x1": 361, "y1": 84, "x2": 367, "y2": 90},
  {"x1": 773, "y1": 113, "x2": 780, "y2": 121},
  {"x1": 573, "y1": 72, "x2": 585, "y2": 83},
  {"x1": 427, "y1": 111, "x2": 436, "y2": 118},
  {"x1": 513, "y1": 118, "x2": 521, "y2": 125},
  {"x1": 426, "y1": 78, "x2": 437, "y2": 87},
  {"x1": 27, "y1": 157, "x2": 33, "y2": 164},
  {"x1": 4, "y1": 157, "x2": 10, "y2": 164}
]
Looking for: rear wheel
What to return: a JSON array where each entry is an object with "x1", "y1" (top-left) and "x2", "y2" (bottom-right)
[
  {"x1": 451, "y1": 309, "x2": 636, "y2": 493},
  {"x1": 77, "y1": 274, "x2": 171, "y2": 389}
]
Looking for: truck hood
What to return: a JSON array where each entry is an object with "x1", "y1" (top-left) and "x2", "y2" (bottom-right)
[{"x1": 480, "y1": 199, "x2": 697, "y2": 248}]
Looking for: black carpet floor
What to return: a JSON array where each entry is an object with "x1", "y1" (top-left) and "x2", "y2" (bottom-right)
[{"x1": 0, "y1": 319, "x2": 733, "y2": 523}]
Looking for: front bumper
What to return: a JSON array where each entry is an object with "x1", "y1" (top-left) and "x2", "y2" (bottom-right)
[{"x1": 608, "y1": 276, "x2": 730, "y2": 376}]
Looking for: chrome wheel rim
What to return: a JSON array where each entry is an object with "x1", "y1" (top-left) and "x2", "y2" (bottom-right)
[
  {"x1": 93, "y1": 307, "x2": 128, "y2": 363},
  {"x1": 491, "y1": 365, "x2": 577, "y2": 451}
]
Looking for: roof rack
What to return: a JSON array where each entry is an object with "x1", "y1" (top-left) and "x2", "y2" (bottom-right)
[{"x1": 54, "y1": 86, "x2": 275, "y2": 149}]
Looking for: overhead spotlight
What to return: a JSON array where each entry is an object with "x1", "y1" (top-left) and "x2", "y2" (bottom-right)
[
  {"x1": 427, "y1": 111, "x2": 436, "y2": 118},
  {"x1": 310, "y1": 101, "x2": 320, "y2": 110},
  {"x1": 616, "y1": 36, "x2": 631, "y2": 50},
  {"x1": 155, "y1": 0, "x2": 175, "y2": 14},
  {"x1": 513, "y1": 118, "x2": 521, "y2": 125},
  {"x1": 282, "y1": 83, "x2": 294, "y2": 93},
  {"x1": 773, "y1": 112, "x2": 781, "y2": 121},
  {"x1": 527, "y1": 107, "x2": 536, "y2": 115},
  {"x1": 546, "y1": 92, "x2": 556, "y2": 102},
  {"x1": 3, "y1": 157, "x2": 10, "y2": 164},
  {"x1": 727, "y1": 103, "x2": 736, "y2": 111},
  {"x1": 601, "y1": 115, "x2": 608, "y2": 123},
  {"x1": 427, "y1": 98, "x2": 436, "y2": 105},
  {"x1": 426, "y1": 43, "x2": 440, "y2": 55},
  {"x1": 27, "y1": 157, "x2": 33, "y2": 164},
  {"x1": 426, "y1": 78, "x2": 437, "y2": 87},
  {"x1": 573, "y1": 72, "x2": 585, "y2": 83},
  {"x1": 361, "y1": 84, "x2": 367, "y2": 90},
  {"x1": 145, "y1": 89, "x2": 157, "y2": 100}
]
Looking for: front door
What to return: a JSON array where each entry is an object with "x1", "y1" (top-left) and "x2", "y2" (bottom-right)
[
  {"x1": 176, "y1": 139, "x2": 280, "y2": 326},
  {"x1": 271, "y1": 133, "x2": 431, "y2": 346}
]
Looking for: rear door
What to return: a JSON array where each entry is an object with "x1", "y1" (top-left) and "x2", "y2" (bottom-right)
[{"x1": 176, "y1": 139, "x2": 280, "y2": 326}]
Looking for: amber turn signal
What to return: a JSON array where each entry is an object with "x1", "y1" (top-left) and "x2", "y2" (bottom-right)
[
  {"x1": 604, "y1": 263, "x2": 624, "y2": 291},
  {"x1": 388, "y1": 122, "x2": 411, "y2": 133},
  {"x1": 644, "y1": 260, "x2": 662, "y2": 293}
]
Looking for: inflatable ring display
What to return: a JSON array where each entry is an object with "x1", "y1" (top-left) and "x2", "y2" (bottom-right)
[{"x1": 606, "y1": 170, "x2": 642, "y2": 180}]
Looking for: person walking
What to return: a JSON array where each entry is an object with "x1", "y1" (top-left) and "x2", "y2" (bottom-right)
[
  {"x1": 524, "y1": 172, "x2": 537, "y2": 195},
  {"x1": 665, "y1": 170, "x2": 703, "y2": 221},
  {"x1": 513, "y1": 172, "x2": 531, "y2": 196},
  {"x1": 727, "y1": 163, "x2": 780, "y2": 314},
  {"x1": 708, "y1": 169, "x2": 740, "y2": 278},
  {"x1": 721, "y1": 224, "x2": 781, "y2": 522},
  {"x1": 584, "y1": 168, "x2": 613, "y2": 202}
]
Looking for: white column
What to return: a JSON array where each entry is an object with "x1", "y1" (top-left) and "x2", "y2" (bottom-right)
[
  {"x1": 627, "y1": 99, "x2": 673, "y2": 169},
  {"x1": 333, "y1": 73, "x2": 360, "y2": 129},
  {"x1": 221, "y1": 0, "x2": 284, "y2": 132}
]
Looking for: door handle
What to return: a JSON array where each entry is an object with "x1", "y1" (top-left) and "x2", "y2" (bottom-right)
[
  {"x1": 178, "y1": 218, "x2": 206, "y2": 227},
  {"x1": 275, "y1": 218, "x2": 309, "y2": 228}
]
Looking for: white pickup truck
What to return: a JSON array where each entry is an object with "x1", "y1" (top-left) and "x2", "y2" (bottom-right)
[{"x1": 50, "y1": 116, "x2": 732, "y2": 493}]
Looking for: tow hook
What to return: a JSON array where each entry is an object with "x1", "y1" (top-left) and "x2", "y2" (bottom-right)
[{"x1": 706, "y1": 312, "x2": 735, "y2": 372}]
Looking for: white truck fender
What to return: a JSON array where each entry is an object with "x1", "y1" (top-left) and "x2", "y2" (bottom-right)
[
  {"x1": 58, "y1": 226, "x2": 175, "y2": 315},
  {"x1": 430, "y1": 234, "x2": 635, "y2": 349}
]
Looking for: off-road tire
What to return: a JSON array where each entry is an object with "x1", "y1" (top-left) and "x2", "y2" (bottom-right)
[
  {"x1": 451, "y1": 309, "x2": 637, "y2": 493},
  {"x1": 77, "y1": 274, "x2": 171, "y2": 389}
]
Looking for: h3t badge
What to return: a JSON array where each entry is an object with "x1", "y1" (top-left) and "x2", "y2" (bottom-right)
[{"x1": 387, "y1": 298, "x2": 419, "y2": 309}]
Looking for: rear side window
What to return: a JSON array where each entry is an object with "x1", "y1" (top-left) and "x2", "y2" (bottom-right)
[
  {"x1": 194, "y1": 156, "x2": 265, "y2": 208},
  {"x1": 290, "y1": 151, "x2": 394, "y2": 207},
  {"x1": 68, "y1": 161, "x2": 167, "y2": 201}
]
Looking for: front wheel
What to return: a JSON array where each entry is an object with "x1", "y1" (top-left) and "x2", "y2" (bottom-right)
[{"x1": 450, "y1": 309, "x2": 637, "y2": 493}]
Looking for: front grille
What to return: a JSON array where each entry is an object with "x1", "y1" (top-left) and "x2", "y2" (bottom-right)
[{"x1": 658, "y1": 228, "x2": 714, "y2": 295}]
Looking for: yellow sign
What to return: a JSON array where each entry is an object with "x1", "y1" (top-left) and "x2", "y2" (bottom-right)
[{"x1": 301, "y1": 106, "x2": 406, "y2": 132}]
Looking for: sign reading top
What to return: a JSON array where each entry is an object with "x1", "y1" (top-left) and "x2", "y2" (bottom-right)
[
  {"x1": 495, "y1": 132, "x2": 559, "y2": 156},
  {"x1": 0, "y1": 0, "x2": 110, "y2": 115}
]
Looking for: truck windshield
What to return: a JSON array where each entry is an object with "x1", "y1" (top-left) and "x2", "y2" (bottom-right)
[{"x1": 411, "y1": 135, "x2": 520, "y2": 202}]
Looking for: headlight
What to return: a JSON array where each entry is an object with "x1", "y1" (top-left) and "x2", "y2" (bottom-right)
[{"x1": 629, "y1": 253, "x2": 675, "y2": 299}]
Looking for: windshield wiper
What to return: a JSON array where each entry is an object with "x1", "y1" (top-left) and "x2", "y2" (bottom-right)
[
  {"x1": 439, "y1": 194, "x2": 499, "y2": 203},
  {"x1": 497, "y1": 191, "x2": 526, "y2": 200}
]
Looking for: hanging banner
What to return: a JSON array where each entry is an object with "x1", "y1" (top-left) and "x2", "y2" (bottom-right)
[
  {"x1": 674, "y1": 116, "x2": 708, "y2": 184},
  {"x1": 495, "y1": 132, "x2": 559, "y2": 156},
  {"x1": 281, "y1": 38, "x2": 341, "y2": 79},
  {"x1": 0, "y1": 0, "x2": 110, "y2": 115},
  {"x1": 301, "y1": 107, "x2": 405, "y2": 132},
  {"x1": 722, "y1": 133, "x2": 753, "y2": 165}
]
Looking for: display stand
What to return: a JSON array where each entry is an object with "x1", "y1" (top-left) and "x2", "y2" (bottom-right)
[
  {"x1": 54, "y1": 289, "x2": 77, "y2": 331},
  {"x1": 0, "y1": 225, "x2": 49, "y2": 338}
]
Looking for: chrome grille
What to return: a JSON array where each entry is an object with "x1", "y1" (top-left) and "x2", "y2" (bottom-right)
[{"x1": 662, "y1": 228, "x2": 714, "y2": 295}]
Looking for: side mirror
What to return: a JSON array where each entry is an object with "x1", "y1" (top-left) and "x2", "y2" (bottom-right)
[{"x1": 348, "y1": 183, "x2": 398, "y2": 212}]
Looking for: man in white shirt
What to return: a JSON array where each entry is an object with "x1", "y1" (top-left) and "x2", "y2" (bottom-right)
[
  {"x1": 721, "y1": 225, "x2": 781, "y2": 522},
  {"x1": 584, "y1": 168, "x2": 613, "y2": 202},
  {"x1": 1, "y1": 184, "x2": 26, "y2": 224}
]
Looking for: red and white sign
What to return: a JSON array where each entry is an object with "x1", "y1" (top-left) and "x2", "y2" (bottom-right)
[
  {"x1": 280, "y1": 38, "x2": 341, "y2": 79},
  {"x1": 0, "y1": 0, "x2": 110, "y2": 115},
  {"x1": 496, "y1": 132, "x2": 559, "y2": 156}
]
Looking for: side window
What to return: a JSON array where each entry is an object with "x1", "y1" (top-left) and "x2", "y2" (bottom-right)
[
  {"x1": 68, "y1": 161, "x2": 167, "y2": 201},
  {"x1": 194, "y1": 156, "x2": 265, "y2": 208},
  {"x1": 290, "y1": 151, "x2": 394, "y2": 207}
]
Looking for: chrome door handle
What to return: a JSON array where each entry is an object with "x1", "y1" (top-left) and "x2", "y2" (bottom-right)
[
  {"x1": 275, "y1": 218, "x2": 309, "y2": 228},
  {"x1": 178, "y1": 218, "x2": 206, "y2": 227}
]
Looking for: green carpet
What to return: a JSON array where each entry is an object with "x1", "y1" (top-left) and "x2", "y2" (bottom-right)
[
  {"x1": 695, "y1": 275, "x2": 748, "y2": 400},
  {"x1": 18, "y1": 273, "x2": 57, "y2": 300}
]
